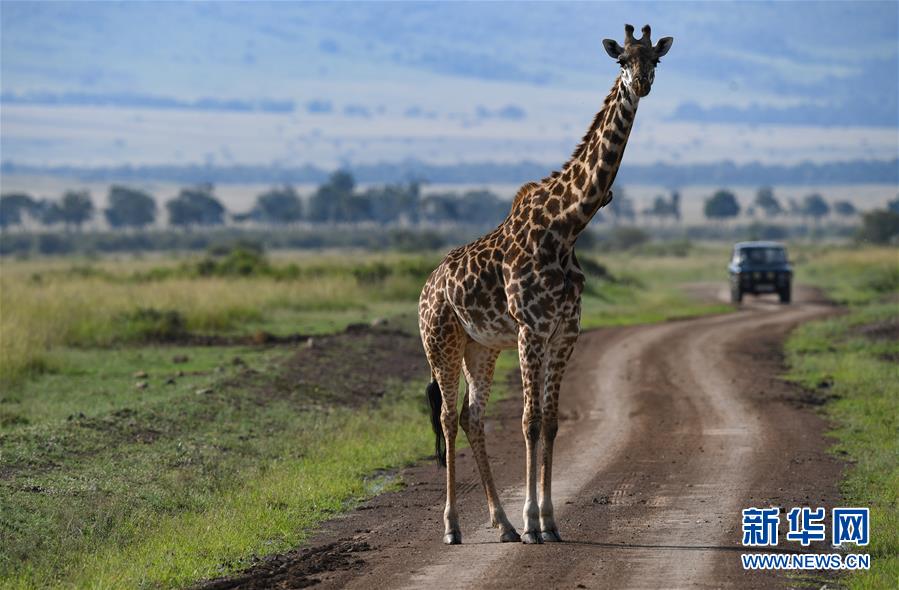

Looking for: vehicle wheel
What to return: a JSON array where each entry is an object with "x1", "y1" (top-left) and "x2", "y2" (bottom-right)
[
  {"x1": 779, "y1": 283, "x2": 791, "y2": 304},
  {"x1": 731, "y1": 284, "x2": 743, "y2": 303}
]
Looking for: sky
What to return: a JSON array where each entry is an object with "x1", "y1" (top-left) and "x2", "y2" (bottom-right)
[{"x1": 1, "y1": 1, "x2": 897, "y2": 170}]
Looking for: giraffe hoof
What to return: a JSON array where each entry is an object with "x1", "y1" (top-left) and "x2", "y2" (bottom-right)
[
  {"x1": 500, "y1": 529, "x2": 521, "y2": 543},
  {"x1": 521, "y1": 531, "x2": 543, "y2": 544},
  {"x1": 443, "y1": 531, "x2": 462, "y2": 545},
  {"x1": 541, "y1": 530, "x2": 563, "y2": 543}
]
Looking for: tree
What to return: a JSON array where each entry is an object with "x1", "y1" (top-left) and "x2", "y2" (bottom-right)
[
  {"x1": 886, "y1": 196, "x2": 899, "y2": 214},
  {"x1": 642, "y1": 191, "x2": 681, "y2": 223},
  {"x1": 366, "y1": 182, "x2": 421, "y2": 224},
  {"x1": 670, "y1": 190, "x2": 681, "y2": 222},
  {"x1": 832, "y1": 200, "x2": 857, "y2": 217},
  {"x1": 105, "y1": 185, "x2": 156, "y2": 229},
  {"x1": 753, "y1": 186, "x2": 783, "y2": 217},
  {"x1": 856, "y1": 209, "x2": 899, "y2": 244},
  {"x1": 802, "y1": 193, "x2": 830, "y2": 222},
  {"x1": 308, "y1": 170, "x2": 356, "y2": 222},
  {"x1": 419, "y1": 188, "x2": 507, "y2": 225},
  {"x1": 252, "y1": 186, "x2": 303, "y2": 224},
  {"x1": 704, "y1": 189, "x2": 740, "y2": 221},
  {"x1": 166, "y1": 184, "x2": 225, "y2": 227},
  {"x1": 0, "y1": 192, "x2": 41, "y2": 227},
  {"x1": 607, "y1": 183, "x2": 635, "y2": 224},
  {"x1": 56, "y1": 190, "x2": 94, "y2": 230}
]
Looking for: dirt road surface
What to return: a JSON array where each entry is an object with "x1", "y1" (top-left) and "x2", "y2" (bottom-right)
[{"x1": 201, "y1": 285, "x2": 844, "y2": 590}]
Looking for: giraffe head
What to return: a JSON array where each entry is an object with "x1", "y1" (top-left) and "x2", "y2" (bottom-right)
[{"x1": 602, "y1": 24, "x2": 673, "y2": 98}]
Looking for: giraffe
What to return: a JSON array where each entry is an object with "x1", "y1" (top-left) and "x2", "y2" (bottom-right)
[{"x1": 418, "y1": 24, "x2": 673, "y2": 545}]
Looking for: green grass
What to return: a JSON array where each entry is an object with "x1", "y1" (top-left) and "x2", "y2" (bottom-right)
[
  {"x1": 786, "y1": 247, "x2": 898, "y2": 589},
  {"x1": 0, "y1": 253, "x2": 437, "y2": 388},
  {"x1": 1, "y1": 344, "x2": 435, "y2": 588},
  {"x1": 0, "y1": 247, "x2": 732, "y2": 388},
  {"x1": 0, "y1": 245, "x2": 738, "y2": 588},
  {"x1": 579, "y1": 246, "x2": 734, "y2": 327},
  {"x1": 0, "y1": 345, "x2": 268, "y2": 428}
]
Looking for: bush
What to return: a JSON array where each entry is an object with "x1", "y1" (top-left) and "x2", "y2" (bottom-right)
[
  {"x1": 862, "y1": 266, "x2": 899, "y2": 295},
  {"x1": 118, "y1": 308, "x2": 187, "y2": 341},
  {"x1": 601, "y1": 226, "x2": 650, "y2": 251},
  {"x1": 352, "y1": 262, "x2": 393, "y2": 284},
  {"x1": 747, "y1": 222, "x2": 789, "y2": 241},
  {"x1": 577, "y1": 256, "x2": 612, "y2": 280},
  {"x1": 856, "y1": 210, "x2": 899, "y2": 245},
  {"x1": 195, "y1": 246, "x2": 272, "y2": 277}
]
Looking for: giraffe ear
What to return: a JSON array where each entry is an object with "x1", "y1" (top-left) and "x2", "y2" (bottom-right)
[
  {"x1": 602, "y1": 39, "x2": 623, "y2": 59},
  {"x1": 654, "y1": 37, "x2": 673, "y2": 57}
]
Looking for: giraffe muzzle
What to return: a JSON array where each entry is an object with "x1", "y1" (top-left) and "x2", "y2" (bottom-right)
[{"x1": 633, "y1": 78, "x2": 652, "y2": 97}]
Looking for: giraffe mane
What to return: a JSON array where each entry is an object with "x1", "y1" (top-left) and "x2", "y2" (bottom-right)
[
  {"x1": 538, "y1": 73, "x2": 622, "y2": 186},
  {"x1": 511, "y1": 181, "x2": 540, "y2": 209}
]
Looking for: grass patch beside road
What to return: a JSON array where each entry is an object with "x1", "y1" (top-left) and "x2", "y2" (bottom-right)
[
  {"x1": 0, "y1": 328, "x2": 434, "y2": 588},
  {"x1": 786, "y1": 247, "x2": 898, "y2": 590},
  {"x1": 0, "y1": 245, "x2": 734, "y2": 588}
]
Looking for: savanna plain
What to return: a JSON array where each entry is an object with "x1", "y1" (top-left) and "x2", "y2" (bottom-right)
[{"x1": 0, "y1": 243, "x2": 895, "y2": 589}]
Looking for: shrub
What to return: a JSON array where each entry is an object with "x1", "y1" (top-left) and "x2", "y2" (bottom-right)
[
  {"x1": 856, "y1": 210, "x2": 899, "y2": 245},
  {"x1": 118, "y1": 308, "x2": 187, "y2": 341},
  {"x1": 352, "y1": 262, "x2": 393, "y2": 284},
  {"x1": 602, "y1": 226, "x2": 650, "y2": 251}
]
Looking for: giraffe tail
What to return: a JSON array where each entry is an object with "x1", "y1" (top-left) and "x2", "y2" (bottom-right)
[{"x1": 426, "y1": 378, "x2": 446, "y2": 467}]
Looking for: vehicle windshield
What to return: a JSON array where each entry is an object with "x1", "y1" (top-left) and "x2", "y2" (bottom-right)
[{"x1": 740, "y1": 247, "x2": 786, "y2": 264}]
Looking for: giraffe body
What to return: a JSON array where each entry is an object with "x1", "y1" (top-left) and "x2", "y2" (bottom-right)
[{"x1": 418, "y1": 24, "x2": 673, "y2": 545}]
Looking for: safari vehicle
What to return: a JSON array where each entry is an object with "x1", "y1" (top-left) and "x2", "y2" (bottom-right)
[{"x1": 728, "y1": 241, "x2": 792, "y2": 304}]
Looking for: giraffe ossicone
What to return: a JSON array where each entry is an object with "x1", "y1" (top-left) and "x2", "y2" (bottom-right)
[{"x1": 418, "y1": 24, "x2": 673, "y2": 545}]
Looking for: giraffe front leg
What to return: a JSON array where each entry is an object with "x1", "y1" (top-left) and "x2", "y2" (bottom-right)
[
  {"x1": 540, "y1": 319, "x2": 579, "y2": 542},
  {"x1": 461, "y1": 343, "x2": 520, "y2": 543},
  {"x1": 518, "y1": 326, "x2": 547, "y2": 544}
]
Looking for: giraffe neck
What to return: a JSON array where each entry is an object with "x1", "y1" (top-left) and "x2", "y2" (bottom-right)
[{"x1": 548, "y1": 74, "x2": 639, "y2": 239}]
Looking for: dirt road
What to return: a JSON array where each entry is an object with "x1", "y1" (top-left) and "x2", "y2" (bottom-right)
[{"x1": 202, "y1": 286, "x2": 844, "y2": 590}]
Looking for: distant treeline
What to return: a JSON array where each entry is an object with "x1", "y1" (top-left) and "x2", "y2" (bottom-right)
[
  {"x1": 2, "y1": 170, "x2": 897, "y2": 255},
  {"x1": 4, "y1": 218, "x2": 895, "y2": 258},
  {"x1": 2, "y1": 170, "x2": 896, "y2": 237},
  {"x1": 0, "y1": 171, "x2": 512, "y2": 230},
  {"x1": 3, "y1": 157, "x2": 897, "y2": 186}
]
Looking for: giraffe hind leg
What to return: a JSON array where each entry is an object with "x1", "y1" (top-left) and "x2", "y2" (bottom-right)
[{"x1": 421, "y1": 313, "x2": 466, "y2": 545}]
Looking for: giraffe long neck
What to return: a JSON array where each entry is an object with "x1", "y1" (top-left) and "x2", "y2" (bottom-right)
[{"x1": 549, "y1": 74, "x2": 639, "y2": 238}]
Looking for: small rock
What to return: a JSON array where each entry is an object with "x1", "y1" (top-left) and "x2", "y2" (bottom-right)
[
  {"x1": 135, "y1": 381, "x2": 148, "y2": 390},
  {"x1": 172, "y1": 355, "x2": 189, "y2": 364},
  {"x1": 253, "y1": 330, "x2": 273, "y2": 345},
  {"x1": 133, "y1": 371, "x2": 148, "y2": 379},
  {"x1": 305, "y1": 337, "x2": 315, "y2": 349}
]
